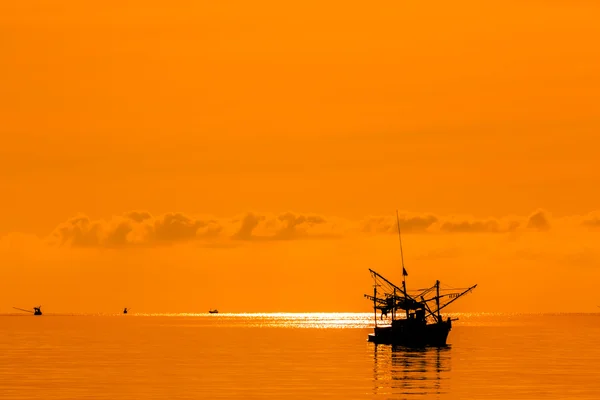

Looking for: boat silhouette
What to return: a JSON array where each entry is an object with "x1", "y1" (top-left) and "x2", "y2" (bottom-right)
[
  {"x1": 364, "y1": 212, "x2": 477, "y2": 346},
  {"x1": 13, "y1": 306, "x2": 43, "y2": 316},
  {"x1": 208, "y1": 309, "x2": 219, "y2": 314}
]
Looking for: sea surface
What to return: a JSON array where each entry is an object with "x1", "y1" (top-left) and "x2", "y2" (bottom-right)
[{"x1": 1, "y1": 313, "x2": 599, "y2": 399}]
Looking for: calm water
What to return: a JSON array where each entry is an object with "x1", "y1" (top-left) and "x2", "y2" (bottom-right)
[{"x1": 1, "y1": 313, "x2": 600, "y2": 399}]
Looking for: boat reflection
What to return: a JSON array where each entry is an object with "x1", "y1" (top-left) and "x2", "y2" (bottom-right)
[{"x1": 372, "y1": 344, "x2": 451, "y2": 397}]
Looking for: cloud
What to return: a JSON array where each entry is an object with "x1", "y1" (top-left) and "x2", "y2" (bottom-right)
[
  {"x1": 526, "y1": 210, "x2": 551, "y2": 231},
  {"x1": 440, "y1": 219, "x2": 501, "y2": 233},
  {"x1": 233, "y1": 212, "x2": 341, "y2": 241},
  {"x1": 360, "y1": 214, "x2": 438, "y2": 234},
  {"x1": 581, "y1": 212, "x2": 600, "y2": 228},
  {"x1": 125, "y1": 211, "x2": 153, "y2": 223},
  {"x1": 361, "y1": 213, "x2": 522, "y2": 234},
  {"x1": 50, "y1": 214, "x2": 103, "y2": 247},
  {"x1": 232, "y1": 213, "x2": 265, "y2": 240},
  {"x1": 48, "y1": 210, "x2": 339, "y2": 248},
  {"x1": 36, "y1": 208, "x2": 600, "y2": 249},
  {"x1": 153, "y1": 213, "x2": 221, "y2": 242},
  {"x1": 272, "y1": 212, "x2": 335, "y2": 240},
  {"x1": 49, "y1": 212, "x2": 223, "y2": 248}
]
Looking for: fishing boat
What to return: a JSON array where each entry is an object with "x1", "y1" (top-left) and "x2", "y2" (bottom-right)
[
  {"x1": 123, "y1": 307, "x2": 128, "y2": 314},
  {"x1": 208, "y1": 309, "x2": 219, "y2": 314},
  {"x1": 13, "y1": 306, "x2": 43, "y2": 316},
  {"x1": 364, "y1": 212, "x2": 477, "y2": 347}
]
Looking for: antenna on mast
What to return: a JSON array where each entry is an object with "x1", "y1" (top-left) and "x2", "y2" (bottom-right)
[{"x1": 396, "y1": 210, "x2": 409, "y2": 318}]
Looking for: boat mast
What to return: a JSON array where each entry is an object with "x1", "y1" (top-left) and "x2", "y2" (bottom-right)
[
  {"x1": 435, "y1": 280, "x2": 441, "y2": 322},
  {"x1": 396, "y1": 210, "x2": 409, "y2": 319},
  {"x1": 393, "y1": 287, "x2": 396, "y2": 321},
  {"x1": 373, "y1": 285, "x2": 377, "y2": 327}
]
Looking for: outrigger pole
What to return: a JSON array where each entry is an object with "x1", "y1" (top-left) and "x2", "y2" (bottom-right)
[
  {"x1": 367, "y1": 269, "x2": 409, "y2": 298},
  {"x1": 422, "y1": 284, "x2": 478, "y2": 320},
  {"x1": 13, "y1": 307, "x2": 34, "y2": 314}
]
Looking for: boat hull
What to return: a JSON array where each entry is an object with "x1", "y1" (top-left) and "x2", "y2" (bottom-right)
[{"x1": 368, "y1": 319, "x2": 451, "y2": 347}]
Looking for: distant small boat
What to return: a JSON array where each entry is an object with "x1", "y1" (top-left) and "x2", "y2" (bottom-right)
[
  {"x1": 13, "y1": 306, "x2": 43, "y2": 316},
  {"x1": 123, "y1": 307, "x2": 128, "y2": 314},
  {"x1": 208, "y1": 309, "x2": 219, "y2": 314}
]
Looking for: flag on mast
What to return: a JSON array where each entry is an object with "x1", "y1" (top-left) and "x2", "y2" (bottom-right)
[{"x1": 403, "y1": 267, "x2": 408, "y2": 277}]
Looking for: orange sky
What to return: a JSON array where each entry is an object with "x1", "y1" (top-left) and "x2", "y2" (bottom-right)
[{"x1": 1, "y1": 1, "x2": 599, "y2": 313}]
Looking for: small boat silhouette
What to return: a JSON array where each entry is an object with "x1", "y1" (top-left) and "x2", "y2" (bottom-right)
[
  {"x1": 123, "y1": 307, "x2": 128, "y2": 314},
  {"x1": 13, "y1": 306, "x2": 42, "y2": 316},
  {"x1": 208, "y1": 309, "x2": 219, "y2": 314}
]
